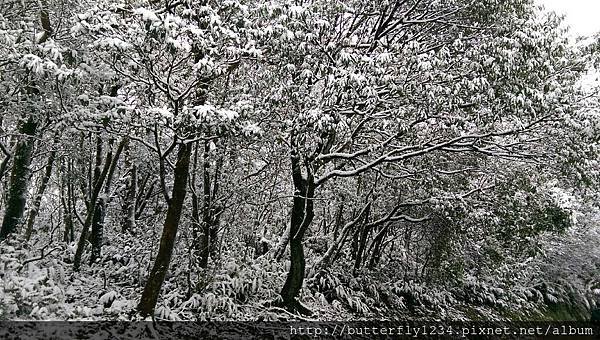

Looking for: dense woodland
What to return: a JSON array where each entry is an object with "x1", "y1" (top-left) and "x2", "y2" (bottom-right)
[{"x1": 1, "y1": 0, "x2": 600, "y2": 321}]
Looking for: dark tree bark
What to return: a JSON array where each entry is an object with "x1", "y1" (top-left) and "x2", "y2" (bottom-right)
[
  {"x1": 0, "y1": 117, "x2": 38, "y2": 240},
  {"x1": 367, "y1": 224, "x2": 389, "y2": 269},
  {"x1": 312, "y1": 202, "x2": 371, "y2": 274},
  {"x1": 73, "y1": 138, "x2": 122, "y2": 271},
  {"x1": 279, "y1": 136, "x2": 315, "y2": 315},
  {"x1": 85, "y1": 133, "x2": 104, "y2": 262},
  {"x1": 138, "y1": 141, "x2": 192, "y2": 316},
  {"x1": 0, "y1": 1, "x2": 50, "y2": 238},
  {"x1": 89, "y1": 138, "x2": 125, "y2": 264},
  {"x1": 24, "y1": 141, "x2": 57, "y2": 241},
  {"x1": 89, "y1": 196, "x2": 106, "y2": 263},
  {"x1": 191, "y1": 141, "x2": 223, "y2": 269},
  {"x1": 135, "y1": 172, "x2": 156, "y2": 221},
  {"x1": 198, "y1": 142, "x2": 212, "y2": 268},
  {"x1": 352, "y1": 204, "x2": 371, "y2": 275},
  {"x1": 87, "y1": 85, "x2": 123, "y2": 261}
]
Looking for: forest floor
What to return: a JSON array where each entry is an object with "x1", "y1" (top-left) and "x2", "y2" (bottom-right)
[{"x1": 1, "y1": 229, "x2": 596, "y2": 324}]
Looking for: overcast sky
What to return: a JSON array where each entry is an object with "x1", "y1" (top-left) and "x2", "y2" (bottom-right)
[{"x1": 535, "y1": 0, "x2": 600, "y2": 37}]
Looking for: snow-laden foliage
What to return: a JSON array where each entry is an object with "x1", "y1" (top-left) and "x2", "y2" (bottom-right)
[{"x1": 1, "y1": 0, "x2": 600, "y2": 323}]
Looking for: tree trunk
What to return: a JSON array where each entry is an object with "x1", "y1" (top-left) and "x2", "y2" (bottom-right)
[
  {"x1": 0, "y1": 141, "x2": 11, "y2": 183},
  {"x1": 121, "y1": 141, "x2": 137, "y2": 233},
  {"x1": 193, "y1": 142, "x2": 223, "y2": 268},
  {"x1": 138, "y1": 142, "x2": 192, "y2": 316},
  {"x1": 121, "y1": 164, "x2": 138, "y2": 232},
  {"x1": 332, "y1": 196, "x2": 344, "y2": 241},
  {"x1": 208, "y1": 154, "x2": 223, "y2": 259},
  {"x1": 60, "y1": 157, "x2": 75, "y2": 243},
  {"x1": 73, "y1": 138, "x2": 119, "y2": 271},
  {"x1": 191, "y1": 189, "x2": 206, "y2": 267},
  {"x1": 281, "y1": 236, "x2": 306, "y2": 300},
  {"x1": 86, "y1": 135, "x2": 104, "y2": 259},
  {"x1": 312, "y1": 202, "x2": 370, "y2": 274},
  {"x1": 367, "y1": 224, "x2": 389, "y2": 269},
  {"x1": 199, "y1": 142, "x2": 211, "y2": 268},
  {"x1": 89, "y1": 196, "x2": 106, "y2": 264},
  {"x1": 135, "y1": 172, "x2": 155, "y2": 221},
  {"x1": 73, "y1": 194, "x2": 99, "y2": 270},
  {"x1": 0, "y1": 117, "x2": 37, "y2": 240},
  {"x1": 88, "y1": 85, "x2": 122, "y2": 259},
  {"x1": 24, "y1": 144, "x2": 57, "y2": 241},
  {"x1": 273, "y1": 222, "x2": 291, "y2": 261},
  {"x1": 190, "y1": 142, "x2": 203, "y2": 266},
  {"x1": 279, "y1": 142, "x2": 315, "y2": 315},
  {"x1": 89, "y1": 138, "x2": 125, "y2": 264},
  {"x1": 0, "y1": 0, "x2": 53, "y2": 240},
  {"x1": 352, "y1": 205, "x2": 371, "y2": 275}
]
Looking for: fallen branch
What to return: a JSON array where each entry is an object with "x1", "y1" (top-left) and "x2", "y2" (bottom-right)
[{"x1": 19, "y1": 246, "x2": 62, "y2": 271}]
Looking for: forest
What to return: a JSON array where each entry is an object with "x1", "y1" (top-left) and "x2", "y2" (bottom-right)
[{"x1": 1, "y1": 0, "x2": 600, "y2": 325}]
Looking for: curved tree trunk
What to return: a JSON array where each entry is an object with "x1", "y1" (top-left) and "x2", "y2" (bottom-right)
[
  {"x1": 138, "y1": 142, "x2": 192, "y2": 316},
  {"x1": 279, "y1": 141, "x2": 315, "y2": 315}
]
